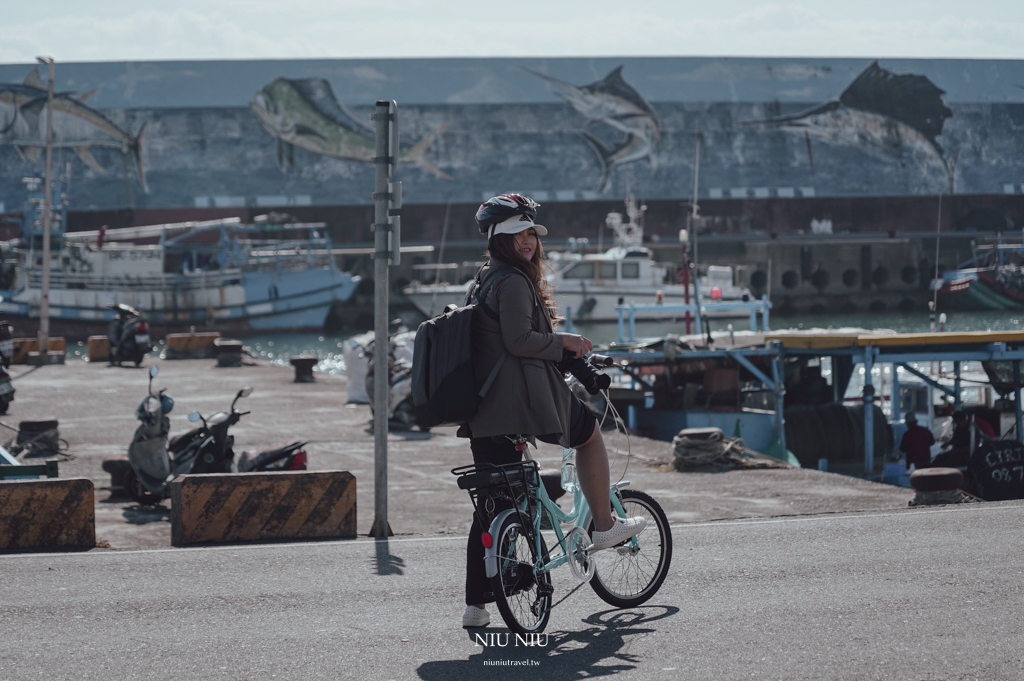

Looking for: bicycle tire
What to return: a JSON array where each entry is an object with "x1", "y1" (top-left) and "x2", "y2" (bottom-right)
[
  {"x1": 491, "y1": 513, "x2": 552, "y2": 635},
  {"x1": 587, "y1": 489, "x2": 672, "y2": 608}
]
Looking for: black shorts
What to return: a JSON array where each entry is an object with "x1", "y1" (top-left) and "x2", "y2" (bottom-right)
[
  {"x1": 468, "y1": 392, "x2": 597, "y2": 456},
  {"x1": 537, "y1": 392, "x2": 597, "y2": 449}
]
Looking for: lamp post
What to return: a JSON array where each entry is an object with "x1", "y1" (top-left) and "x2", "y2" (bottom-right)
[{"x1": 36, "y1": 56, "x2": 55, "y2": 357}]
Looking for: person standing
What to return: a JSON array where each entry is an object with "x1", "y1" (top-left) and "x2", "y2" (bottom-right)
[{"x1": 899, "y1": 412, "x2": 934, "y2": 470}]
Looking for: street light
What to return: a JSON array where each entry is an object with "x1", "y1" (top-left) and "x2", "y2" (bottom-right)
[{"x1": 35, "y1": 56, "x2": 54, "y2": 357}]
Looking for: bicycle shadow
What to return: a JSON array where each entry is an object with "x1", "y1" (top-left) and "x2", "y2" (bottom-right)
[{"x1": 416, "y1": 605, "x2": 679, "y2": 680}]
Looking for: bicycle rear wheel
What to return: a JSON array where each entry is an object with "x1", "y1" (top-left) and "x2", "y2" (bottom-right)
[
  {"x1": 588, "y1": 489, "x2": 672, "y2": 608},
  {"x1": 491, "y1": 513, "x2": 551, "y2": 635}
]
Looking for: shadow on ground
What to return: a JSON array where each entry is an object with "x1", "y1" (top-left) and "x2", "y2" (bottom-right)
[{"x1": 417, "y1": 606, "x2": 678, "y2": 680}]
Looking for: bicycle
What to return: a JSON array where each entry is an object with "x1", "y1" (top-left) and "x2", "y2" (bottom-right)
[{"x1": 452, "y1": 436, "x2": 673, "y2": 635}]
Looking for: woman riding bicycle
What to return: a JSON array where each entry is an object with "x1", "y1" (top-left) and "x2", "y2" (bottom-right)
[{"x1": 461, "y1": 194, "x2": 646, "y2": 628}]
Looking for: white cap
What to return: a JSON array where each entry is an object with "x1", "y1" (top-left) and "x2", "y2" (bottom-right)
[{"x1": 487, "y1": 214, "x2": 548, "y2": 239}]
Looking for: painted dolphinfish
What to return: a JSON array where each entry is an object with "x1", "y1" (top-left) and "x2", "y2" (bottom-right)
[{"x1": 250, "y1": 78, "x2": 449, "y2": 179}]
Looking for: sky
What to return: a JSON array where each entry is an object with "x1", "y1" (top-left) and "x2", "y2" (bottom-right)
[{"x1": 3, "y1": 0, "x2": 1024, "y2": 64}]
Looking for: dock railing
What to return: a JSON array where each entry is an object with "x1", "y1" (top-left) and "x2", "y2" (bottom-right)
[{"x1": 615, "y1": 295, "x2": 772, "y2": 343}]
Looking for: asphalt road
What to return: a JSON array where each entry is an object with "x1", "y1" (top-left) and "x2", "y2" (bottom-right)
[{"x1": 3, "y1": 502, "x2": 1023, "y2": 681}]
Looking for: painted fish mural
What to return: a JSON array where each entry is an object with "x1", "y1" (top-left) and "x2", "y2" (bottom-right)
[
  {"x1": 526, "y1": 65, "x2": 660, "y2": 193},
  {"x1": 250, "y1": 78, "x2": 450, "y2": 179},
  {"x1": 743, "y1": 61, "x2": 955, "y2": 191},
  {"x1": 0, "y1": 69, "x2": 147, "y2": 191}
]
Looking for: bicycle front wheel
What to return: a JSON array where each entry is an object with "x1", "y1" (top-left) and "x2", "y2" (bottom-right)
[
  {"x1": 492, "y1": 513, "x2": 552, "y2": 635},
  {"x1": 588, "y1": 489, "x2": 673, "y2": 608}
]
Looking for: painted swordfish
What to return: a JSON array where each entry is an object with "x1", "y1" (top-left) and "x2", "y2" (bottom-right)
[
  {"x1": 250, "y1": 77, "x2": 450, "y2": 179},
  {"x1": 526, "y1": 65, "x2": 660, "y2": 192},
  {"x1": 0, "y1": 68, "x2": 147, "y2": 191}
]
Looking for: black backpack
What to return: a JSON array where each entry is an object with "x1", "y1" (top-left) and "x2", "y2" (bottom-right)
[{"x1": 411, "y1": 267, "x2": 525, "y2": 428}]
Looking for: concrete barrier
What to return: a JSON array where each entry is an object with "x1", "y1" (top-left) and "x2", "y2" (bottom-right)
[
  {"x1": 164, "y1": 332, "x2": 219, "y2": 359},
  {"x1": 11, "y1": 338, "x2": 66, "y2": 365},
  {"x1": 0, "y1": 478, "x2": 95, "y2": 550},
  {"x1": 171, "y1": 470, "x2": 356, "y2": 546}
]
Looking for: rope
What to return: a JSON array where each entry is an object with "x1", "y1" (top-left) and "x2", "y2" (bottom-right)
[
  {"x1": 672, "y1": 428, "x2": 790, "y2": 471},
  {"x1": 908, "y1": 489, "x2": 982, "y2": 507}
]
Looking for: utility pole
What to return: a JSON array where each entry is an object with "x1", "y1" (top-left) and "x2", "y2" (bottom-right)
[
  {"x1": 369, "y1": 100, "x2": 401, "y2": 538},
  {"x1": 37, "y1": 56, "x2": 55, "y2": 356}
]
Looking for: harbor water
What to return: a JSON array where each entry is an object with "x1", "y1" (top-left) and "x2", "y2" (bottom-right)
[{"x1": 63, "y1": 310, "x2": 1022, "y2": 378}]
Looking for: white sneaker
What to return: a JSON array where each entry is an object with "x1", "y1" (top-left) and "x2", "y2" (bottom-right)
[
  {"x1": 590, "y1": 516, "x2": 647, "y2": 551},
  {"x1": 462, "y1": 605, "x2": 490, "y2": 628}
]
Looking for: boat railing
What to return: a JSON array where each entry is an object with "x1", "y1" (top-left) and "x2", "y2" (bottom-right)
[
  {"x1": 613, "y1": 296, "x2": 772, "y2": 343},
  {"x1": 28, "y1": 268, "x2": 245, "y2": 292}
]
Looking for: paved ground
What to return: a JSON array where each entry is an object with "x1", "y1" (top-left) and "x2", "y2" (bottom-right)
[
  {"x1": 3, "y1": 502, "x2": 1024, "y2": 680},
  {"x1": 3, "y1": 358, "x2": 915, "y2": 550}
]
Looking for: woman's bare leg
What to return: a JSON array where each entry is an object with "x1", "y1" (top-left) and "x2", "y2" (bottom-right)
[{"x1": 575, "y1": 422, "x2": 614, "y2": 531}]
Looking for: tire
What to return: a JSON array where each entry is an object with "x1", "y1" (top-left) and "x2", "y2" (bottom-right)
[
  {"x1": 122, "y1": 468, "x2": 164, "y2": 506},
  {"x1": 587, "y1": 489, "x2": 673, "y2": 608},
  {"x1": 491, "y1": 513, "x2": 552, "y2": 635},
  {"x1": 0, "y1": 395, "x2": 10, "y2": 415}
]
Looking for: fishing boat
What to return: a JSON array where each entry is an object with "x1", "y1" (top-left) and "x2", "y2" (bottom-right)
[
  {"x1": 0, "y1": 180, "x2": 359, "y2": 339},
  {"x1": 402, "y1": 195, "x2": 752, "y2": 322},
  {"x1": 935, "y1": 239, "x2": 1024, "y2": 311}
]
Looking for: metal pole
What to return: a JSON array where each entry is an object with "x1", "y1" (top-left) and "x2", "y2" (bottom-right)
[
  {"x1": 953, "y1": 361, "x2": 962, "y2": 411},
  {"x1": 370, "y1": 101, "x2": 392, "y2": 538},
  {"x1": 864, "y1": 347, "x2": 875, "y2": 475},
  {"x1": 771, "y1": 346, "x2": 787, "y2": 458},
  {"x1": 891, "y1": 364, "x2": 902, "y2": 425},
  {"x1": 37, "y1": 56, "x2": 55, "y2": 356},
  {"x1": 1014, "y1": 361, "x2": 1023, "y2": 444}
]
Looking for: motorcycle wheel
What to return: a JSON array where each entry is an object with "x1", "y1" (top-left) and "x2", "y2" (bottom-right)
[
  {"x1": 0, "y1": 395, "x2": 10, "y2": 415},
  {"x1": 122, "y1": 468, "x2": 164, "y2": 506}
]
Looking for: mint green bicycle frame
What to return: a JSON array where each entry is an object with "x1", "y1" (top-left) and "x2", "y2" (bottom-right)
[{"x1": 515, "y1": 452, "x2": 634, "y2": 576}]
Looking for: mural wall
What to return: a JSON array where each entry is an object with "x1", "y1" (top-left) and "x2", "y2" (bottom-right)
[{"x1": 1, "y1": 57, "x2": 1024, "y2": 212}]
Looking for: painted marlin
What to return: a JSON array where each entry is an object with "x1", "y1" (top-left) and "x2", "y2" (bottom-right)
[
  {"x1": 0, "y1": 69, "x2": 147, "y2": 191},
  {"x1": 250, "y1": 78, "x2": 450, "y2": 179},
  {"x1": 526, "y1": 65, "x2": 659, "y2": 192},
  {"x1": 743, "y1": 61, "x2": 954, "y2": 190}
]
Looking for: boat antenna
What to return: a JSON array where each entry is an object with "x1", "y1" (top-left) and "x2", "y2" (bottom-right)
[{"x1": 428, "y1": 198, "x2": 452, "y2": 317}]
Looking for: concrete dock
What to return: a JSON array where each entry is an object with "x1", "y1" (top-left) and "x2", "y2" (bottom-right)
[{"x1": 3, "y1": 356, "x2": 916, "y2": 550}]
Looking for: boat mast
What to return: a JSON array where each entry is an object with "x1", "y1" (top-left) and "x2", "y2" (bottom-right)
[{"x1": 37, "y1": 56, "x2": 55, "y2": 356}]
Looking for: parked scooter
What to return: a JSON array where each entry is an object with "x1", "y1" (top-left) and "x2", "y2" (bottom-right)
[
  {"x1": 108, "y1": 303, "x2": 154, "y2": 366},
  {"x1": 124, "y1": 366, "x2": 308, "y2": 505},
  {"x1": 0, "y1": 320, "x2": 15, "y2": 414}
]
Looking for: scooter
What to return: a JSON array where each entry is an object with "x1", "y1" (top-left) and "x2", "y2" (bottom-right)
[
  {"x1": 108, "y1": 303, "x2": 154, "y2": 367},
  {"x1": 124, "y1": 366, "x2": 307, "y2": 505}
]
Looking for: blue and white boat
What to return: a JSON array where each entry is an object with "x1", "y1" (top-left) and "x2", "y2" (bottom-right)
[{"x1": 0, "y1": 181, "x2": 359, "y2": 339}]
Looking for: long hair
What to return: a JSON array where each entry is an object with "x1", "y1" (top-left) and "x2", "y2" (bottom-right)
[{"x1": 486, "y1": 233, "x2": 560, "y2": 322}]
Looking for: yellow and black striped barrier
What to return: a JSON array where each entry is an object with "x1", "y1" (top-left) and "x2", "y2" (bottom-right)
[
  {"x1": 0, "y1": 478, "x2": 96, "y2": 551},
  {"x1": 170, "y1": 471, "x2": 356, "y2": 546}
]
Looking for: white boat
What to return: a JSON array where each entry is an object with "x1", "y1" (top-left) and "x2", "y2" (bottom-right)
[{"x1": 403, "y1": 195, "x2": 752, "y2": 322}]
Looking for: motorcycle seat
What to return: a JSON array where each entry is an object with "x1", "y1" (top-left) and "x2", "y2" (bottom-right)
[{"x1": 237, "y1": 441, "x2": 306, "y2": 472}]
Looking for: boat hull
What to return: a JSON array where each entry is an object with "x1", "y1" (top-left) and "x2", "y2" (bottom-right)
[
  {"x1": 0, "y1": 268, "x2": 360, "y2": 340},
  {"x1": 936, "y1": 274, "x2": 1024, "y2": 312}
]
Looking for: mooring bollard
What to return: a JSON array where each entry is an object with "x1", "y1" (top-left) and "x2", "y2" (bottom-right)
[
  {"x1": 214, "y1": 339, "x2": 244, "y2": 367},
  {"x1": 290, "y1": 355, "x2": 318, "y2": 382}
]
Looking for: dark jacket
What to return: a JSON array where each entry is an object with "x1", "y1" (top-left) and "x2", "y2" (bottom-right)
[{"x1": 466, "y1": 259, "x2": 572, "y2": 446}]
